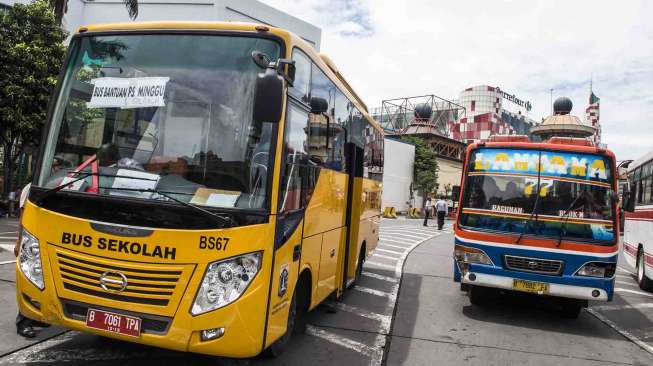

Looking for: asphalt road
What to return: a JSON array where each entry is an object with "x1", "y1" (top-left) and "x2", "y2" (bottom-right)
[{"x1": 0, "y1": 217, "x2": 652, "y2": 365}]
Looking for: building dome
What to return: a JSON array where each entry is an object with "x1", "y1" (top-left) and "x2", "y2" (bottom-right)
[
  {"x1": 553, "y1": 97, "x2": 572, "y2": 115},
  {"x1": 530, "y1": 96, "x2": 594, "y2": 140},
  {"x1": 414, "y1": 103, "x2": 432, "y2": 120}
]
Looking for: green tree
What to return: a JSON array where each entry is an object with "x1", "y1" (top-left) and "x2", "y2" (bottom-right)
[
  {"x1": 49, "y1": 0, "x2": 138, "y2": 25},
  {"x1": 0, "y1": 0, "x2": 67, "y2": 197},
  {"x1": 402, "y1": 136, "x2": 439, "y2": 199}
]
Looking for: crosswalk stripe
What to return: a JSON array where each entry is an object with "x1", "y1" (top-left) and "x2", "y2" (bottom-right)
[
  {"x1": 378, "y1": 243, "x2": 409, "y2": 250},
  {"x1": 0, "y1": 244, "x2": 15, "y2": 252},
  {"x1": 325, "y1": 301, "x2": 392, "y2": 333},
  {"x1": 364, "y1": 261, "x2": 396, "y2": 271},
  {"x1": 353, "y1": 285, "x2": 396, "y2": 300},
  {"x1": 615, "y1": 280, "x2": 638, "y2": 287},
  {"x1": 362, "y1": 271, "x2": 398, "y2": 283},
  {"x1": 372, "y1": 254, "x2": 399, "y2": 261},
  {"x1": 592, "y1": 302, "x2": 653, "y2": 311},
  {"x1": 379, "y1": 232, "x2": 427, "y2": 240},
  {"x1": 375, "y1": 248, "x2": 403, "y2": 255},
  {"x1": 615, "y1": 288, "x2": 653, "y2": 297},
  {"x1": 307, "y1": 325, "x2": 383, "y2": 362},
  {"x1": 378, "y1": 238, "x2": 414, "y2": 246}
]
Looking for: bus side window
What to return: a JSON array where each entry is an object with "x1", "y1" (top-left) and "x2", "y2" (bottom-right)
[
  {"x1": 289, "y1": 49, "x2": 311, "y2": 104},
  {"x1": 327, "y1": 90, "x2": 349, "y2": 172},
  {"x1": 279, "y1": 104, "x2": 309, "y2": 212}
]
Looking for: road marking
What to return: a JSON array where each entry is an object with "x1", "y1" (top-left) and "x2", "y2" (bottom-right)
[
  {"x1": 378, "y1": 243, "x2": 409, "y2": 250},
  {"x1": 325, "y1": 301, "x2": 392, "y2": 333},
  {"x1": 362, "y1": 271, "x2": 398, "y2": 283},
  {"x1": 378, "y1": 238, "x2": 414, "y2": 246},
  {"x1": 615, "y1": 288, "x2": 653, "y2": 297},
  {"x1": 371, "y1": 254, "x2": 399, "y2": 261},
  {"x1": 592, "y1": 302, "x2": 653, "y2": 311},
  {"x1": 375, "y1": 248, "x2": 404, "y2": 255},
  {"x1": 364, "y1": 261, "x2": 396, "y2": 271},
  {"x1": 0, "y1": 244, "x2": 15, "y2": 252},
  {"x1": 617, "y1": 266, "x2": 635, "y2": 275},
  {"x1": 379, "y1": 232, "x2": 428, "y2": 240},
  {"x1": 615, "y1": 280, "x2": 639, "y2": 287},
  {"x1": 0, "y1": 260, "x2": 16, "y2": 265},
  {"x1": 0, "y1": 231, "x2": 17, "y2": 235},
  {"x1": 586, "y1": 308, "x2": 653, "y2": 356},
  {"x1": 306, "y1": 325, "x2": 383, "y2": 364},
  {"x1": 353, "y1": 285, "x2": 396, "y2": 300}
]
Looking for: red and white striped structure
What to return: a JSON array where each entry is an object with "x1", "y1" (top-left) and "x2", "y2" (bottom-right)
[
  {"x1": 585, "y1": 91, "x2": 601, "y2": 145},
  {"x1": 449, "y1": 85, "x2": 536, "y2": 143}
]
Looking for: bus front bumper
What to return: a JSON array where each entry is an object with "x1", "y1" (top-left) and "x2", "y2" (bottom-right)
[
  {"x1": 459, "y1": 269, "x2": 610, "y2": 301},
  {"x1": 16, "y1": 269, "x2": 268, "y2": 358}
]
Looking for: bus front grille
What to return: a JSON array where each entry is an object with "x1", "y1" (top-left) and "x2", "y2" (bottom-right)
[
  {"x1": 54, "y1": 251, "x2": 185, "y2": 308},
  {"x1": 504, "y1": 255, "x2": 564, "y2": 275}
]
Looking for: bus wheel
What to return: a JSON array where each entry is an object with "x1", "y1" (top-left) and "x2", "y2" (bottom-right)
[
  {"x1": 354, "y1": 246, "x2": 365, "y2": 285},
  {"x1": 636, "y1": 247, "x2": 653, "y2": 291},
  {"x1": 469, "y1": 285, "x2": 494, "y2": 306},
  {"x1": 267, "y1": 291, "x2": 297, "y2": 357},
  {"x1": 560, "y1": 299, "x2": 582, "y2": 319}
]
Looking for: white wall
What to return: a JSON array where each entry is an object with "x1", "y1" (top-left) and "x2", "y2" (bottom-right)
[
  {"x1": 381, "y1": 138, "x2": 414, "y2": 212},
  {"x1": 5, "y1": 0, "x2": 321, "y2": 50}
]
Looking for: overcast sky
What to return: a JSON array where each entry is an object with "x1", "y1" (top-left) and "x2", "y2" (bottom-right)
[{"x1": 262, "y1": 0, "x2": 652, "y2": 161}]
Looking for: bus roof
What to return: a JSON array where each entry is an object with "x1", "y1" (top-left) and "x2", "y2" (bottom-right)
[
  {"x1": 78, "y1": 21, "x2": 382, "y2": 134},
  {"x1": 628, "y1": 149, "x2": 653, "y2": 172},
  {"x1": 468, "y1": 140, "x2": 616, "y2": 161}
]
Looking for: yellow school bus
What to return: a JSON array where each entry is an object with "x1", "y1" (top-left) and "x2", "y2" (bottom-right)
[{"x1": 16, "y1": 22, "x2": 383, "y2": 357}]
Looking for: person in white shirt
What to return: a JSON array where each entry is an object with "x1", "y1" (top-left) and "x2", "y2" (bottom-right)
[
  {"x1": 423, "y1": 197, "x2": 433, "y2": 226},
  {"x1": 435, "y1": 196, "x2": 448, "y2": 230}
]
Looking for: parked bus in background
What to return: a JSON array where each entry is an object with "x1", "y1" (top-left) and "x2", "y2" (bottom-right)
[
  {"x1": 453, "y1": 135, "x2": 619, "y2": 318},
  {"x1": 622, "y1": 150, "x2": 653, "y2": 291},
  {"x1": 15, "y1": 22, "x2": 383, "y2": 357}
]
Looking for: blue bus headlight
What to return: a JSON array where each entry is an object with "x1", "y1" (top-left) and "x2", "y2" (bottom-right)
[
  {"x1": 191, "y1": 252, "x2": 262, "y2": 315},
  {"x1": 576, "y1": 262, "x2": 616, "y2": 278},
  {"x1": 18, "y1": 228, "x2": 44, "y2": 290}
]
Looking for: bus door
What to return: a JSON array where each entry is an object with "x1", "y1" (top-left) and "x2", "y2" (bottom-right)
[{"x1": 339, "y1": 142, "x2": 364, "y2": 293}]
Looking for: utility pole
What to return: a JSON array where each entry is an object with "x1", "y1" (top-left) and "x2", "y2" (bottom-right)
[{"x1": 550, "y1": 88, "x2": 553, "y2": 115}]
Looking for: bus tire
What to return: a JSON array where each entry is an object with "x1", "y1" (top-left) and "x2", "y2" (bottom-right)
[
  {"x1": 560, "y1": 299, "x2": 582, "y2": 319},
  {"x1": 267, "y1": 291, "x2": 297, "y2": 357},
  {"x1": 354, "y1": 244, "x2": 366, "y2": 285},
  {"x1": 469, "y1": 285, "x2": 493, "y2": 306},
  {"x1": 636, "y1": 246, "x2": 653, "y2": 291}
]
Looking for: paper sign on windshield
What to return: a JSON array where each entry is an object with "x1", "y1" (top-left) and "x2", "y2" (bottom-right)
[{"x1": 87, "y1": 77, "x2": 169, "y2": 109}]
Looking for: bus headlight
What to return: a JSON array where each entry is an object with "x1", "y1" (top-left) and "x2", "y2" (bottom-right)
[
  {"x1": 18, "y1": 228, "x2": 44, "y2": 290},
  {"x1": 454, "y1": 245, "x2": 493, "y2": 265},
  {"x1": 191, "y1": 252, "x2": 262, "y2": 315},
  {"x1": 576, "y1": 262, "x2": 616, "y2": 278}
]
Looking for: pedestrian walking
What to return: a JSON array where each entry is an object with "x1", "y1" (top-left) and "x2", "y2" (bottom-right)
[
  {"x1": 423, "y1": 197, "x2": 433, "y2": 226},
  {"x1": 435, "y1": 196, "x2": 448, "y2": 230}
]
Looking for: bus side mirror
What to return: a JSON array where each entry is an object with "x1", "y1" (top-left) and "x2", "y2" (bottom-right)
[
  {"x1": 253, "y1": 67, "x2": 284, "y2": 124},
  {"x1": 623, "y1": 190, "x2": 636, "y2": 212}
]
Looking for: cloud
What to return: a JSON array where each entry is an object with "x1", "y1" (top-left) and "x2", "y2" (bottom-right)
[{"x1": 261, "y1": 0, "x2": 653, "y2": 161}]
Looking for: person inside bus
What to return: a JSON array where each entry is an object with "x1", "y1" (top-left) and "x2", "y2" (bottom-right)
[{"x1": 482, "y1": 176, "x2": 501, "y2": 207}]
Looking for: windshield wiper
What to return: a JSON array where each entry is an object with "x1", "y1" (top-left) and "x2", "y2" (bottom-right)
[
  {"x1": 99, "y1": 186, "x2": 236, "y2": 227},
  {"x1": 556, "y1": 190, "x2": 590, "y2": 247},
  {"x1": 34, "y1": 171, "x2": 158, "y2": 205},
  {"x1": 515, "y1": 190, "x2": 542, "y2": 245}
]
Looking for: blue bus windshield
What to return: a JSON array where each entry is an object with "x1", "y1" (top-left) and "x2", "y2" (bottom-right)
[{"x1": 459, "y1": 148, "x2": 615, "y2": 244}]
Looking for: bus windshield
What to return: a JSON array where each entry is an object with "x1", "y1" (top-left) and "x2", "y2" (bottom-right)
[
  {"x1": 459, "y1": 147, "x2": 616, "y2": 243},
  {"x1": 38, "y1": 34, "x2": 281, "y2": 210}
]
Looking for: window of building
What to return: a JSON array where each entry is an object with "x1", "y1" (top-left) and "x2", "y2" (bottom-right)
[{"x1": 470, "y1": 100, "x2": 475, "y2": 112}]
